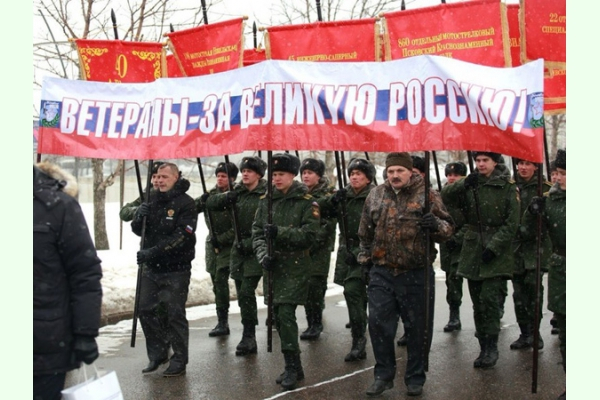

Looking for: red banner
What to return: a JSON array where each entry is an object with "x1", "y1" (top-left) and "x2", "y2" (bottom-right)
[
  {"x1": 164, "y1": 54, "x2": 184, "y2": 77},
  {"x1": 165, "y1": 18, "x2": 244, "y2": 76},
  {"x1": 544, "y1": 66, "x2": 566, "y2": 113},
  {"x1": 383, "y1": 0, "x2": 510, "y2": 67},
  {"x1": 243, "y1": 48, "x2": 267, "y2": 67},
  {"x1": 521, "y1": 0, "x2": 566, "y2": 66},
  {"x1": 507, "y1": 3, "x2": 521, "y2": 67},
  {"x1": 75, "y1": 39, "x2": 163, "y2": 83},
  {"x1": 266, "y1": 19, "x2": 380, "y2": 61}
]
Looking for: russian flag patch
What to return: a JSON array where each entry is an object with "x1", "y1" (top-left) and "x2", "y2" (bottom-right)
[{"x1": 185, "y1": 225, "x2": 194, "y2": 234}]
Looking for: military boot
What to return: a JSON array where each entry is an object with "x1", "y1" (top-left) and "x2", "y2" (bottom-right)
[
  {"x1": 473, "y1": 335, "x2": 486, "y2": 368},
  {"x1": 510, "y1": 323, "x2": 533, "y2": 349},
  {"x1": 280, "y1": 352, "x2": 303, "y2": 390},
  {"x1": 209, "y1": 308, "x2": 230, "y2": 337},
  {"x1": 301, "y1": 309, "x2": 323, "y2": 341},
  {"x1": 300, "y1": 308, "x2": 315, "y2": 340},
  {"x1": 276, "y1": 353, "x2": 305, "y2": 384},
  {"x1": 345, "y1": 336, "x2": 367, "y2": 362},
  {"x1": 443, "y1": 306, "x2": 462, "y2": 332},
  {"x1": 235, "y1": 324, "x2": 257, "y2": 356},
  {"x1": 479, "y1": 335, "x2": 499, "y2": 369}
]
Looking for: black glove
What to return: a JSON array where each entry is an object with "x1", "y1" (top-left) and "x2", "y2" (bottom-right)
[
  {"x1": 528, "y1": 196, "x2": 545, "y2": 215},
  {"x1": 73, "y1": 336, "x2": 99, "y2": 365},
  {"x1": 361, "y1": 263, "x2": 372, "y2": 286},
  {"x1": 210, "y1": 236, "x2": 220, "y2": 250},
  {"x1": 199, "y1": 192, "x2": 210, "y2": 204},
  {"x1": 446, "y1": 238, "x2": 459, "y2": 252},
  {"x1": 235, "y1": 242, "x2": 247, "y2": 256},
  {"x1": 481, "y1": 248, "x2": 496, "y2": 263},
  {"x1": 134, "y1": 202, "x2": 150, "y2": 219},
  {"x1": 345, "y1": 252, "x2": 358, "y2": 266},
  {"x1": 225, "y1": 191, "x2": 238, "y2": 206},
  {"x1": 264, "y1": 224, "x2": 278, "y2": 241},
  {"x1": 137, "y1": 248, "x2": 158, "y2": 264},
  {"x1": 261, "y1": 254, "x2": 277, "y2": 271},
  {"x1": 464, "y1": 172, "x2": 479, "y2": 190},
  {"x1": 419, "y1": 212, "x2": 439, "y2": 232},
  {"x1": 331, "y1": 188, "x2": 347, "y2": 205}
]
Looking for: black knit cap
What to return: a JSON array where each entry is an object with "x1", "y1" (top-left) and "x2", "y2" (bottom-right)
[
  {"x1": 411, "y1": 156, "x2": 426, "y2": 174},
  {"x1": 554, "y1": 149, "x2": 566, "y2": 170},
  {"x1": 272, "y1": 153, "x2": 301, "y2": 176},
  {"x1": 472, "y1": 151, "x2": 502, "y2": 163},
  {"x1": 347, "y1": 158, "x2": 375, "y2": 183},
  {"x1": 151, "y1": 161, "x2": 165, "y2": 174},
  {"x1": 444, "y1": 161, "x2": 467, "y2": 177},
  {"x1": 215, "y1": 162, "x2": 239, "y2": 180},
  {"x1": 300, "y1": 158, "x2": 326, "y2": 177},
  {"x1": 239, "y1": 156, "x2": 267, "y2": 177}
]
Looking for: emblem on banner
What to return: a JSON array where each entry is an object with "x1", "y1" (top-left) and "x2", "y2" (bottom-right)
[
  {"x1": 528, "y1": 93, "x2": 544, "y2": 128},
  {"x1": 40, "y1": 101, "x2": 60, "y2": 127}
]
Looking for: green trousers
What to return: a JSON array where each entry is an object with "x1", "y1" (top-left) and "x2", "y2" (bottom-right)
[
  {"x1": 234, "y1": 275, "x2": 261, "y2": 327},
  {"x1": 210, "y1": 268, "x2": 230, "y2": 310},
  {"x1": 275, "y1": 303, "x2": 300, "y2": 354},
  {"x1": 468, "y1": 278, "x2": 506, "y2": 337}
]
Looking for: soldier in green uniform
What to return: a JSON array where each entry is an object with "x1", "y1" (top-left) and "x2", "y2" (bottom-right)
[
  {"x1": 299, "y1": 158, "x2": 336, "y2": 341},
  {"x1": 252, "y1": 153, "x2": 320, "y2": 391},
  {"x1": 525, "y1": 149, "x2": 566, "y2": 400},
  {"x1": 509, "y1": 158, "x2": 552, "y2": 350},
  {"x1": 324, "y1": 158, "x2": 376, "y2": 363},
  {"x1": 196, "y1": 162, "x2": 238, "y2": 337},
  {"x1": 205, "y1": 157, "x2": 267, "y2": 355},
  {"x1": 440, "y1": 161, "x2": 468, "y2": 333},
  {"x1": 444, "y1": 152, "x2": 520, "y2": 369},
  {"x1": 119, "y1": 161, "x2": 164, "y2": 222}
]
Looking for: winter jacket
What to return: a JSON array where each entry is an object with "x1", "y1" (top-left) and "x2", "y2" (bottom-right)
[
  {"x1": 513, "y1": 173, "x2": 552, "y2": 273},
  {"x1": 252, "y1": 181, "x2": 320, "y2": 305},
  {"x1": 358, "y1": 173, "x2": 453, "y2": 272},
  {"x1": 306, "y1": 178, "x2": 337, "y2": 277},
  {"x1": 199, "y1": 186, "x2": 236, "y2": 274},
  {"x1": 523, "y1": 184, "x2": 566, "y2": 314},
  {"x1": 322, "y1": 183, "x2": 375, "y2": 285},
  {"x1": 119, "y1": 188, "x2": 158, "y2": 222},
  {"x1": 33, "y1": 163, "x2": 103, "y2": 376},
  {"x1": 443, "y1": 164, "x2": 520, "y2": 280},
  {"x1": 440, "y1": 181, "x2": 467, "y2": 272},
  {"x1": 209, "y1": 179, "x2": 267, "y2": 279},
  {"x1": 131, "y1": 178, "x2": 197, "y2": 273}
]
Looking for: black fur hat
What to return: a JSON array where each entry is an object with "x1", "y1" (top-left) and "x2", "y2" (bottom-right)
[
  {"x1": 554, "y1": 149, "x2": 566, "y2": 170},
  {"x1": 444, "y1": 161, "x2": 467, "y2": 177},
  {"x1": 347, "y1": 158, "x2": 375, "y2": 183},
  {"x1": 215, "y1": 162, "x2": 239, "y2": 180},
  {"x1": 239, "y1": 156, "x2": 267, "y2": 177},
  {"x1": 151, "y1": 161, "x2": 165, "y2": 174},
  {"x1": 411, "y1": 156, "x2": 426, "y2": 174},
  {"x1": 272, "y1": 153, "x2": 301, "y2": 176},
  {"x1": 300, "y1": 158, "x2": 326, "y2": 177},
  {"x1": 472, "y1": 151, "x2": 502, "y2": 163}
]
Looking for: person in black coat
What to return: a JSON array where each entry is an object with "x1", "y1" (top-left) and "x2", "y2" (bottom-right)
[
  {"x1": 132, "y1": 162, "x2": 197, "y2": 377},
  {"x1": 33, "y1": 162, "x2": 103, "y2": 400}
]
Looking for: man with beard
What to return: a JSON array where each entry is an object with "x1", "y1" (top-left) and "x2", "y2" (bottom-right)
[{"x1": 132, "y1": 162, "x2": 197, "y2": 377}]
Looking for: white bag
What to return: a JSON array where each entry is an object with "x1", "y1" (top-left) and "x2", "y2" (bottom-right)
[{"x1": 61, "y1": 363, "x2": 124, "y2": 400}]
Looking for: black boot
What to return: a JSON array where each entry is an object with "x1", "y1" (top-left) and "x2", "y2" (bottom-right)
[
  {"x1": 280, "y1": 352, "x2": 303, "y2": 390},
  {"x1": 473, "y1": 335, "x2": 486, "y2": 368},
  {"x1": 443, "y1": 306, "x2": 462, "y2": 332},
  {"x1": 276, "y1": 353, "x2": 305, "y2": 384},
  {"x1": 345, "y1": 336, "x2": 367, "y2": 362},
  {"x1": 510, "y1": 323, "x2": 533, "y2": 349},
  {"x1": 209, "y1": 308, "x2": 230, "y2": 337},
  {"x1": 236, "y1": 324, "x2": 257, "y2": 356},
  {"x1": 479, "y1": 335, "x2": 499, "y2": 369},
  {"x1": 301, "y1": 309, "x2": 323, "y2": 341},
  {"x1": 299, "y1": 308, "x2": 314, "y2": 340}
]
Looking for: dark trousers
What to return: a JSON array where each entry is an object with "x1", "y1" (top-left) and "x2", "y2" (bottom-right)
[
  {"x1": 139, "y1": 269, "x2": 191, "y2": 364},
  {"x1": 305, "y1": 274, "x2": 328, "y2": 312},
  {"x1": 445, "y1": 264, "x2": 463, "y2": 307},
  {"x1": 211, "y1": 268, "x2": 231, "y2": 310},
  {"x1": 33, "y1": 372, "x2": 66, "y2": 400},
  {"x1": 468, "y1": 278, "x2": 505, "y2": 337},
  {"x1": 344, "y1": 277, "x2": 368, "y2": 338},
  {"x1": 368, "y1": 265, "x2": 435, "y2": 387},
  {"x1": 512, "y1": 270, "x2": 544, "y2": 325},
  {"x1": 556, "y1": 312, "x2": 566, "y2": 371},
  {"x1": 235, "y1": 275, "x2": 262, "y2": 327},
  {"x1": 275, "y1": 303, "x2": 300, "y2": 354}
]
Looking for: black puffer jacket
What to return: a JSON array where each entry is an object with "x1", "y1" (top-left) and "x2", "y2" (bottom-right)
[
  {"x1": 33, "y1": 163, "x2": 103, "y2": 376},
  {"x1": 131, "y1": 178, "x2": 197, "y2": 272}
]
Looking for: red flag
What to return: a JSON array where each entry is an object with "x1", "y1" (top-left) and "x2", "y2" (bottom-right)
[
  {"x1": 165, "y1": 54, "x2": 184, "y2": 77},
  {"x1": 507, "y1": 3, "x2": 521, "y2": 67},
  {"x1": 522, "y1": 0, "x2": 566, "y2": 66},
  {"x1": 75, "y1": 39, "x2": 163, "y2": 82},
  {"x1": 165, "y1": 18, "x2": 245, "y2": 76},
  {"x1": 544, "y1": 66, "x2": 566, "y2": 113},
  {"x1": 266, "y1": 19, "x2": 379, "y2": 62},
  {"x1": 243, "y1": 48, "x2": 266, "y2": 67},
  {"x1": 383, "y1": 0, "x2": 509, "y2": 67}
]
